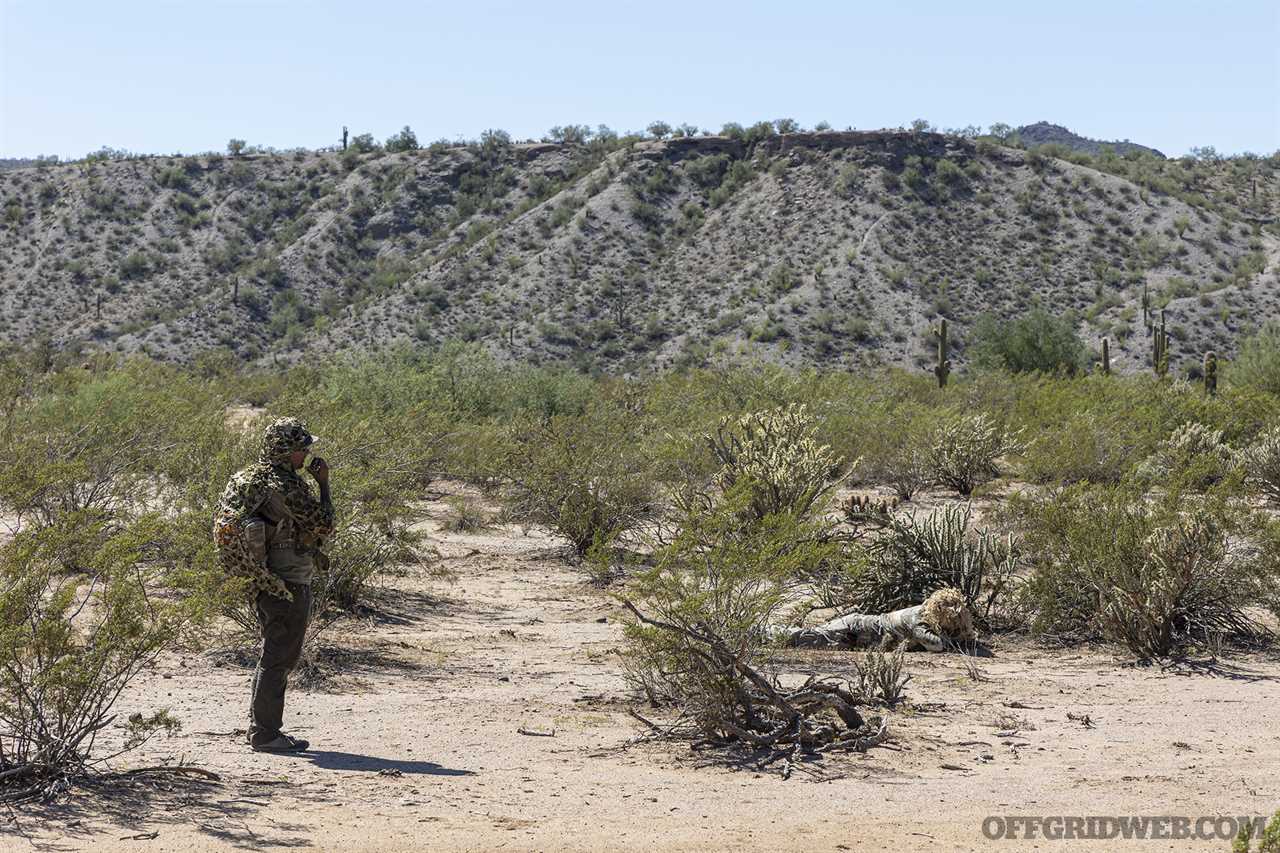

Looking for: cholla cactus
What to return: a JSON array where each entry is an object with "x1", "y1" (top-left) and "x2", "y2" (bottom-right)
[
  {"x1": 927, "y1": 412, "x2": 1024, "y2": 496},
  {"x1": 842, "y1": 493, "x2": 900, "y2": 520},
  {"x1": 1136, "y1": 421, "x2": 1237, "y2": 490},
  {"x1": 841, "y1": 494, "x2": 900, "y2": 536},
  {"x1": 1239, "y1": 427, "x2": 1280, "y2": 504},
  {"x1": 708, "y1": 404, "x2": 846, "y2": 521}
]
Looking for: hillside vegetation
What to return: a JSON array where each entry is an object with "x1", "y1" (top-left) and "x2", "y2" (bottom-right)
[{"x1": 1, "y1": 125, "x2": 1276, "y2": 375}]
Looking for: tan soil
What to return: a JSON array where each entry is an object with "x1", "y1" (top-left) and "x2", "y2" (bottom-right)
[{"x1": 8, "y1": 485, "x2": 1280, "y2": 852}]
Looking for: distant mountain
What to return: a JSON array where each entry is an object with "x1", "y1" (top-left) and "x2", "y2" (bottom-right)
[
  {"x1": 0, "y1": 130, "x2": 1273, "y2": 377},
  {"x1": 1016, "y1": 122, "x2": 1165, "y2": 159}
]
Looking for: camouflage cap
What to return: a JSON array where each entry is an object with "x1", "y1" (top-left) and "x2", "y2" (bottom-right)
[{"x1": 260, "y1": 417, "x2": 316, "y2": 462}]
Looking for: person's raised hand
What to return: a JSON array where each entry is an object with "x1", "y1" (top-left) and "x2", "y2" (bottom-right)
[{"x1": 307, "y1": 456, "x2": 330, "y2": 483}]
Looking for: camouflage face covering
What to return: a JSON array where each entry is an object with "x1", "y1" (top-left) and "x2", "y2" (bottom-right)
[
  {"x1": 259, "y1": 417, "x2": 315, "y2": 463},
  {"x1": 920, "y1": 587, "x2": 976, "y2": 642}
]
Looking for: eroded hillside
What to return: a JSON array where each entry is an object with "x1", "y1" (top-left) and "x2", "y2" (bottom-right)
[{"x1": 1, "y1": 131, "x2": 1276, "y2": 374}]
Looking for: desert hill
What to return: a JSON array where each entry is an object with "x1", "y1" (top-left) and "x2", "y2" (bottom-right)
[
  {"x1": 1015, "y1": 121, "x2": 1166, "y2": 159},
  {"x1": 0, "y1": 128, "x2": 1275, "y2": 375}
]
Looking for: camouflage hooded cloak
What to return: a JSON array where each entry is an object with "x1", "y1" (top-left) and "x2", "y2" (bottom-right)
[{"x1": 213, "y1": 417, "x2": 336, "y2": 601}]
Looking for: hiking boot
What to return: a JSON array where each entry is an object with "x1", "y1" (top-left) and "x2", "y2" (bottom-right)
[{"x1": 250, "y1": 733, "x2": 310, "y2": 753}]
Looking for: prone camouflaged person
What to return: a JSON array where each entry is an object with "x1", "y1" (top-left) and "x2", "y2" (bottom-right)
[
  {"x1": 214, "y1": 417, "x2": 335, "y2": 752},
  {"x1": 783, "y1": 587, "x2": 976, "y2": 652}
]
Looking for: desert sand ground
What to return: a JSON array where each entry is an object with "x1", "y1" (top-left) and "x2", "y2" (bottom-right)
[{"x1": 6, "y1": 484, "x2": 1280, "y2": 853}]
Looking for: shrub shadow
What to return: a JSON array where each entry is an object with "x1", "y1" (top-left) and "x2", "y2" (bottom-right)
[{"x1": 2, "y1": 772, "x2": 313, "y2": 851}]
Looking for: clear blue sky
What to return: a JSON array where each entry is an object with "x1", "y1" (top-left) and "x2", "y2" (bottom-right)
[{"x1": 2, "y1": 0, "x2": 1277, "y2": 160}]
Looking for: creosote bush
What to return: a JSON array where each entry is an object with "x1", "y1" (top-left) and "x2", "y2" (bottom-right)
[
  {"x1": 1010, "y1": 485, "x2": 1270, "y2": 658},
  {"x1": 851, "y1": 402, "x2": 935, "y2": 500},
  {"x1": 0, "y1": 516, "x2": 213, "y2": 801},
  {"x1": 503, "y1": 401, "x2": 657, "y2": 555},
  {"x1": 442, "y1": 495, "x2": 491, "y2": 532}
]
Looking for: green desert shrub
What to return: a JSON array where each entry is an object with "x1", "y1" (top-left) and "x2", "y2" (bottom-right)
[
  {"x1": 0, "y1": 360, "x2": 232, "y2": 542},
  {"x1": 1019, "y1": 407, "x2": 1150, "y2": 485},
  {"x1": 1011, "y1": 485, "x2": 1271, "y2": 657},
  {"x1": 119, "y1": 252, "x2": 150, "y2": 280},
  {"x1": 1005, "y1": 374, "x2": 1276, "y2": 484},
  {"x1": 1229, "y1": 322, "x2": 1280, "y2": 395},
  {"x1": 444, "y1": 422, "x2": 513, "y2": 494},
  {"x1": 851, "y1": 402, "x2": 936, "y2": 500},
  {"x1": 620, "y1": 485, "x2": 849, "y2": 735},
  {"x1": 311, "y1": 513, "x2": 424, "y2": 620},
  {"x1": 441, "y1": 495, "x2": 491, "y2": 532},
  {"x1": 502, "y1": 402, "x2": 657, "y2": 555},
  {"x1": 969, "y1": 308, "x2": 1087, "y2": 375},
  {"x1": 0, "y1": 515, "x2": 215, "y2": 800}
]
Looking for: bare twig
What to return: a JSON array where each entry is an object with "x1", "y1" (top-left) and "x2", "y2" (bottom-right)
[{"x1": 121, "y1": 766, "x2": 222, "y2": 781}]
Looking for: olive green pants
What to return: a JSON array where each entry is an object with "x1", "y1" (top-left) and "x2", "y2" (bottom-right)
[{"x1": 248, "y1": 582, "x2": 311, "y2": 746}]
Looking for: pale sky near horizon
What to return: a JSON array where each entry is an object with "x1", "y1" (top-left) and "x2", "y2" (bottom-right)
[{"x1": 1, "y1": 0, "x2": 1277, "y2": 160}]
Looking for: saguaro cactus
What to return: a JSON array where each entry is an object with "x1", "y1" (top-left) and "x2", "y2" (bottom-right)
[
  {"x1": 232, "y1": 277, "x2": 239, "y2": 305},
  {"x1": 1203, "y1": 350, "x2": 1218, "y2": 396},
  {"x1": 1100, "y1": 338, "x2": 1111, "y2": 375},
  {"x1": 1141, "y1": 282, "x2": 1151, "y2": 329},
  {"x1": 342, "y1": 126, "x2": 349, "y2": 151},
  {"x1": 1153, "y1": 311, "x2": 1169, "y2": 377},
  {"x1": 933, "y1": 317, "x2": 951, "y2": 388}
]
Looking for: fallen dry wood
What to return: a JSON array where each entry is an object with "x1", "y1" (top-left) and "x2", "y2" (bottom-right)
[
  {"x1": 621, "y1": 600, "x2": 889, "y2": 759},
  {"x1": 122, "y1": 766, "x2": 222, "y2": 782},
  {"x1": 0, "y1": 765, "x2": 35, "y2": 783}
]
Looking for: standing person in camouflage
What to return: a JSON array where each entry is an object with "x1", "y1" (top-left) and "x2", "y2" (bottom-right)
[{"x1": 214, "y1": 417, "x2": 335, "y2": 753}]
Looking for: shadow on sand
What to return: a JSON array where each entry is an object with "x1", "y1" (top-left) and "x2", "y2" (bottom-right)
[
  {"x1": 1, "y1": 772, "x2": 314, "y2": 852},
  {"x1": 279, "y1": 750, "x2": 475, "y2": 776}
]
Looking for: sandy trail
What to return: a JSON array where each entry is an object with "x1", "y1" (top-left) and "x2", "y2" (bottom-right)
[{"x1": 8, "y1": 486, "x2": 1280, "y2": 852}]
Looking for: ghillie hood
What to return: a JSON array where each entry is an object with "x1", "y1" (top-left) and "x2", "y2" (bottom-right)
[{"x1": 920, "y1": 587, "x2": 976, "y2": 642}]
